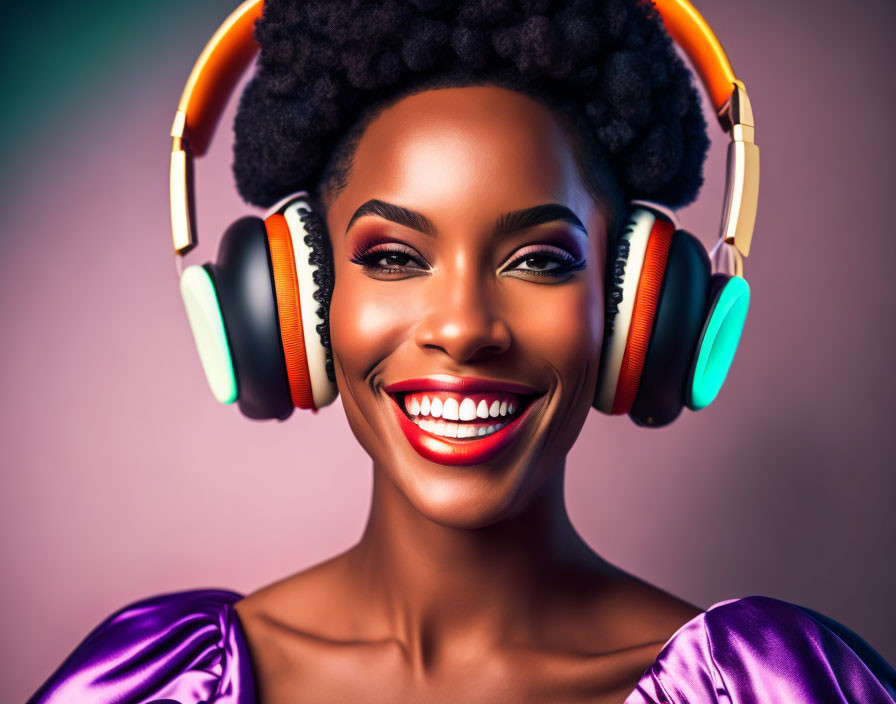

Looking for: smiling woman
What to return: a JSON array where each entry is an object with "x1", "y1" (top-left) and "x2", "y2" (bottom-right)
[{"x1": 26, "y1": 0, "x2": 896, "y2": 703}]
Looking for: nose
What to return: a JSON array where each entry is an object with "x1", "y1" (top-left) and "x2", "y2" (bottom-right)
[{"x1": 413, "y1": 263, "x2": 512, "y2": 364}]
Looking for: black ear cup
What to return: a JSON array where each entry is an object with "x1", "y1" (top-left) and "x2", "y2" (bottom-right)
[
  {"x1": 630, "y1": 230, "x2": 711, "y2": 427},
  {"x1": 209, "y1": 216, "x2": 292, "y2": 420}
]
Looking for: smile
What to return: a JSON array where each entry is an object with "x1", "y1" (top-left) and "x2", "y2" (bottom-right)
[{"x1": 383, "y1": 375, "x2": 543, "y2": 465}]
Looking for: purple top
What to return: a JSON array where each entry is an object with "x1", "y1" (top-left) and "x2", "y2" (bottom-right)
[{"x1": 28, "y1": 590, "x2": 896, "y2": 703}]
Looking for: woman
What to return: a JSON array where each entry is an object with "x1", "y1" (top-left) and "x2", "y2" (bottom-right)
[{"x1": 28, "y1": 0, "x2": 896, "y2": 702}]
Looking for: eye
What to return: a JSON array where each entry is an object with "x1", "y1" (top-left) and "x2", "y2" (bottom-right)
[
  {"x1": 500, "y1": 244, "x2": 585, "y2": 280},
  {"x1": 349, "y1": 242, "x2": 430, "y2": 277}
]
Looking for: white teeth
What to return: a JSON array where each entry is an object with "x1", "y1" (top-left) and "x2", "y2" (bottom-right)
[
  {"x1": 413, "y1": 417, "x2": 509, "y2": 439},
  {"x1": 404, "y1": 391, "x2": 525, "y2": 430},
  {"x1": 459, "y1": 398, "x2": 477, "y2": 421},
  {"x1": 442, "y1": 397, "x2": 459, "y2": 421}
]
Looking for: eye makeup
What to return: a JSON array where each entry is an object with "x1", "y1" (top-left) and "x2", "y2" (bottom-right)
[
  {"x1": 499, "y1": 243, "x2": 586, "y2": 279},
  {"x1": 349, "y1": 239, "x2": 430, "y2": 277}
]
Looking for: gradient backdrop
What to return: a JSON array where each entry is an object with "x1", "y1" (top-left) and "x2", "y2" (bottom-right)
[{"x1": 2, "y1": 0, "x2": 894, "y2": 700}]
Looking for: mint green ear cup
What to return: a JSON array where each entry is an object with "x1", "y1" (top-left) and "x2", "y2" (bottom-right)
[
  {"x1": 686, "y1": 275, "x2": 750, "y2": 410},
  {"x1": 179, "y1": 265, "x2": 238, "y2": 404}
]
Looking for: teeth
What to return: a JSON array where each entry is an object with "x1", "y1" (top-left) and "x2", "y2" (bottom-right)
[
  {"x1": 402, "y1": 392, "x2": 527, "y2": 422},
  {"x1": 442, "y1": 397, "x2": 459, "y2": 421},
  {"x1": 459, "y1": 398, "x2": 477, "y2": 421},
  {"x1": 415, "y1": 418, "x2": 507, "y2": 439}
]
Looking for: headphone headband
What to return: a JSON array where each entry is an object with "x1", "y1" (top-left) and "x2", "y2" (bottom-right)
[{"x1": 171, "y1": 0, "x2": 758, "y2": 269}]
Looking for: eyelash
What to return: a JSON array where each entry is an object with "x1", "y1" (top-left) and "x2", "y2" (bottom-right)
[
  {"x1": 349, "y1": 243, "x2": 585, "y2": 279},
  {"x1": 349, "y1": 243, "x2": 427, "y2": 274}
]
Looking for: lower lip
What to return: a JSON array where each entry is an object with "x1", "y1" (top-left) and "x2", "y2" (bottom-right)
[{"x1": 389, "y1": 396, "x2": 539, "y2": 466}]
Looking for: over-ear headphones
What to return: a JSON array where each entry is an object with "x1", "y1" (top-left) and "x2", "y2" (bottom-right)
[{"x1": 170, "y1": 0, "x2": 758, "y2": 427}]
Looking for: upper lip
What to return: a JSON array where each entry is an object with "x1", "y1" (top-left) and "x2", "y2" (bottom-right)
[{"x1": 383, "y1": 375, "x2": 541, "y2": 397}]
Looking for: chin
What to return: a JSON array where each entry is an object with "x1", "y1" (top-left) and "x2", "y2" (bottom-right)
[{"x1": 396, "y1": 464, "x2": 536, "y2": 530}]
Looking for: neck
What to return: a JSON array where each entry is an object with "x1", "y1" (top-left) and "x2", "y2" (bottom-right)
[{"x1": 348, "y1": 460, "x2": 609, "y2": 667}]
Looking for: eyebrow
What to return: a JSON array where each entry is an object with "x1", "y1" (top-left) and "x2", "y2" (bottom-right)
[{"x1": 345, "y1": 199, "x2": 587, "y2": 238}]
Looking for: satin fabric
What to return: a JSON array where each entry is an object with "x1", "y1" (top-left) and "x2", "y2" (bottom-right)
[{"x1": 28, "y1": 590, "x2": 895, "y2": 703}]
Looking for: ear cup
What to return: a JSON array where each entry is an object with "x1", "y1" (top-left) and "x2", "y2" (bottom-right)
[
  {"x1": 595, "y1": 207, "x2": 675, "y2": 414},
  {"x1": 266, "y1": 198, "x2": 338, "y2": 410},
  {"x1": 210, "y1": 216, "x2": 293, "y2": 420},
  {"x1": 686, "y1": 273, "x2": 750, "y2": 410},
  {"x1": 630, "y1": 231, "x2": 711, "y2": 427}
]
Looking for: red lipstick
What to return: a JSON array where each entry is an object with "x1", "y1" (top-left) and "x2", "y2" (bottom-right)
[{"x1": 383, "y1": 375, "x2": 542, "y2": 466}]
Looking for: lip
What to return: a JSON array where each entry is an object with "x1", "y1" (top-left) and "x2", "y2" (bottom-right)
[
  {"x1": 383, "y1": 375, "x2": 543, "y2": 466},
  {"x1": 383, "y1": 375, "x2": 540, "y2": 396}
]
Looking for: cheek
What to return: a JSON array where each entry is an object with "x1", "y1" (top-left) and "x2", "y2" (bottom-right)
[
  {"x1": 328, "y1": 274, "x2": 419, "y2": 379},
  {"x1": 510, "y1": 277, "x2": 604, "y2": 374}
]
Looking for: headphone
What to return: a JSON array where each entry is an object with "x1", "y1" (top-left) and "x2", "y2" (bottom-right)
[{"x1": 170, "y1": 0, "x2": 758, "y2": 427}]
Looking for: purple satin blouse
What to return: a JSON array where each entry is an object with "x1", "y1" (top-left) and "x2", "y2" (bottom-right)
[{"x1": 28, "y1": 590, "x2": 896, "y2": 703}]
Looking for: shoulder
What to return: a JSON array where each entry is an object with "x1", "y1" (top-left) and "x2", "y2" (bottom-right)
[
  {"x1": 28, "y1": 589, "x2": 254, "y2": 704},
  {"x1": 627, "y1": 595, "x2": 896, "y2": 704}
]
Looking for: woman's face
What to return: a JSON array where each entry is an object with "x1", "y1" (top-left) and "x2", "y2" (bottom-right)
[{"x1": 324, "y1": 85, "x2": 608, "y2": 528}]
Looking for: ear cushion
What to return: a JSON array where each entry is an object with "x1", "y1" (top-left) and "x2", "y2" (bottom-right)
[
  {"x1": 630, "y1": 230, "x2": 711, "y2": 427},
  {"x1": 595, "y1": 208, "x2": 656, "y2": 412},
  {"x1": 265, "y1": 212, "x2": 316, "y2": 409},
  {"x1": 268, "y1": 198, "x2": 338, "y2": 410},
  {"x1": 611, "y1": 217, "x2": 675, "y2": 414},
  {"x1": 210, "y1": 216, "x2": 293, "y2": 420},
  {"x1": 595, "y1": 208, "x2": 674, "y2": 414},
  {"x1": 281, "y1": 200, "x2": 337, "y2": 407}
]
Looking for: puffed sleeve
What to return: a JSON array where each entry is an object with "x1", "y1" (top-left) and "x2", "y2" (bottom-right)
[
  {"x1": 627, "y1": 595, "x2": 896, "y2": 703},
  {"x1": 27, "y1": 589, "x2": 255, "y2": 704}
]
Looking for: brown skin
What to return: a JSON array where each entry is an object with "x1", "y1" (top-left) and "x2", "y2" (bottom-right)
[{"x1": 236, "y1": 86, "x2": 702, "y2": 703}]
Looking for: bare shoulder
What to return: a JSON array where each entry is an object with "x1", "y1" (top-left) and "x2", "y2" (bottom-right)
[
  {"x1": 235, "y1": 548, "x2": 366, "y2": 643},
  {"x1": 584, "y1": 566, "x2": 704, "y2": 652}
]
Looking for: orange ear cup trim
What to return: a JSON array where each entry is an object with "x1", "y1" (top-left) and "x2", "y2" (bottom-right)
[
  {"x1": 265, "y1": 213, "x2": 315, "y2": 409},
  {"x1": 611, "y1": 219, "x2": 676, "y2": 415}
]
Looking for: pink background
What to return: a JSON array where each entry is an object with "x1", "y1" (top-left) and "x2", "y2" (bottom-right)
[{"x1": 2, "y1": 0, "x2": 894, "y2": 700}]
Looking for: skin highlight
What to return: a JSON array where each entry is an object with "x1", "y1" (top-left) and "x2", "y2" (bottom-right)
[{"x1": 236, "y1": 86, "x2": 701, "y2": 703}]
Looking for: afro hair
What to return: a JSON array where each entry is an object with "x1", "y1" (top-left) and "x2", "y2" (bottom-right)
[{"x1": 233, "y1": 0, "x2": 710, "y2": 216}]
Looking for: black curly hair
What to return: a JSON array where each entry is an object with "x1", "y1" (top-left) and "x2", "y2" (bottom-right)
[
  {"x1": 232, "y1": 0, "x2": 711, "y2": 386},
  {"x1": 233, "y1": 0, "x2": 709, "y2": 219}
]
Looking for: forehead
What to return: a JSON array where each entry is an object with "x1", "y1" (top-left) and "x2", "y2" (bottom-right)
[{"x1": 333, "y1": 85, "x2": 594, "y2": 223}]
